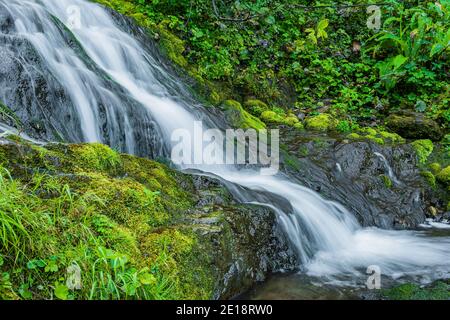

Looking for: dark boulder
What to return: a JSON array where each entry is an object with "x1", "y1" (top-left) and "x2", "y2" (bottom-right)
[{"x1": 385, "y1": 112, "x2": 443, "y2": 141}]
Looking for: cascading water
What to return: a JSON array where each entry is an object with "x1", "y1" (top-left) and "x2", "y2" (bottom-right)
[{"x1": 1, "y1": 0, "x2": 449, "y2": 287}]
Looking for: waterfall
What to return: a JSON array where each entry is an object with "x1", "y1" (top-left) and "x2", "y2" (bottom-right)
[{"x1": 1, "y1": 0, "x2": 449, "y2": 285}]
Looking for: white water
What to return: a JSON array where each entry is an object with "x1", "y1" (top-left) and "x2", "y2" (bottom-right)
[
  {"x1": 2, "y1": 0, "x2": 450, "y2": 285},
  {"x1": 374, "y1": 152, "x2": 402, "y2": 186}
]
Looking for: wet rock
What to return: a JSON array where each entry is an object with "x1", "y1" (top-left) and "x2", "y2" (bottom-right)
[
  {"x1": 188, "y1": 174, "x2": 297, "y2": 299},
  {"x1": 280, "y1": 129, "x2": 438, "y2": 229}
]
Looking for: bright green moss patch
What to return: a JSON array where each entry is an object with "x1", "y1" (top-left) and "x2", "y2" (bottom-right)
[
  {"x1": 304, "y1": 114, "x2": 337, "y2": 132},
  {"x1": 221, "y1": 100, "x2": 266, "y2": 130},
  {"x1": 380, "y1": 175, "x2": 392, "y2": 189},
  {"x1": 420, "y1": 171, "x2": 436, "y2": 188},
  {"x1": 0, "y1": 138, "x2": 214, "y2": 300},
  {"x1": 411, "y1": 139, "x2": 434, "y2": 164},
  {"x1": 437, "y1": 166, "x2": 450, "y2": 185},
  {"x1": 244, "y1": 99, "x2": 269, "y2": 116},
  {"x1": 347, "y1": 133, "x2": 361, "y2": 140},
  {"x1": 429, "y1": 163, "x2": 442, "y2": 174},
  {"x1": 68, "y1": 143, "x2": 121, "y2": 172},
  {"x1": 346, "y1": 127, "x2": 404, "y2": 145}
]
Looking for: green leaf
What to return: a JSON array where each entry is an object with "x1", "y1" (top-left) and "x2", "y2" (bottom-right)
[
  {"x1": 19, "y1": 284, "x2": 32, "y2": 299},
  {"x1": 45, "y1": 261, "x2": 59, "y2": 273},
  {"x1": 265, "y1": 15, "x2": 275, "y2": 25},
  {"x1": 317, "y1": 19, "x2": 329, "y2": 31},
  {"x1": 391, "y1": 55, "x2": 408, "y2": 69},
  {"x1": 139, "y1": 272, "x2": 156, "y2": 285},
  {"x1": 27, "y1": 259, "x2": 46, "y2": 269},
  {"x1": 54, "y1": 282, "x2": 69, "y2": 300},
  {"x1": 430, "y1": 43, "x2": 444, "y2": 57}
]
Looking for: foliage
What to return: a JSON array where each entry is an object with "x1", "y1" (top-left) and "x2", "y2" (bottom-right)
[
  {"x1": 411, "y1": 139, "x2": 434, "y2": 164},
  {"x1": 0, "y1": 138, "x2": 214, "y2": 300},
  {"x1": 95, "y1": 0, "x2": 449, "y2": 134}
]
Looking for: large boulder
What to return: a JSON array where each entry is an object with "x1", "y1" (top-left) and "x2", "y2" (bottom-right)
[
  {"x1": 386, "y1": 112, "x2": 443, "y2": 141},
  {"x1": 279, "y1": 128, "x2": 445, "y2": 229},
  {"x1": 0, "y1": 136, "x2": 296, "y2": 300}
]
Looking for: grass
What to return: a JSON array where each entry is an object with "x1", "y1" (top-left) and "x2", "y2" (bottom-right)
[{"x1": 0, "y1": 138, "x2": 214, "y2": 300}]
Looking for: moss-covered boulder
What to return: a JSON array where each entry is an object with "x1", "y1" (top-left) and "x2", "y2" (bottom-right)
[
  {"x1": 386, "y1": 112, "x2": 443, "y2": 141},
  {"x1": 260, "y1": 110, "x2": 303, "y2": 130},
  {"x1": 0, "y1": 136, "x2": 294, "y2": 300},
  {"x1": 411, "y1": 139, "x2": 434, "y2": 164},
  {"x1": 221, "y1": 100, "x2": 266, "y2": 130},
  {"x1": 437, "y1": 166, "x2": 450, "y2": 186},
  {"x1": 304, "y1": 113, "x2": 337, "y2": 132},
  {"x1": 243, "y1": 99, "x2": 269, "y2": 116}
]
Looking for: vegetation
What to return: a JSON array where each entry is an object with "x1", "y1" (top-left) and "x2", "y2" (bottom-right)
[
  {"x1": 382, "y1": 281, "x2": 450, "y2": 300},
  {"x1": 94, "y1": 0, "x2": 449, "y2": 133},
  {"x1": 0, "y1": 136, "x2": 216, "y2": 300}
]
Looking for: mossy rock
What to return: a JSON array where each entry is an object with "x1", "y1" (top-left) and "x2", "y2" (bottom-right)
[
  {"x1": 221, "y1": 100, "x2": 266, "y2": 130},
  {"x1": 304, "y1": 114, "x2": 337, "y2": 132},
  {"x1": 420, "y1": 171, "x2": 436, "y2": 188},
  {"x1": 157, "y1": 21, "x2": 188, "y2": 68},
  {"x1": 244, "y1": 99, "x2": 269, "y2": 116},
  {"x1": 386, "y1": 112, "x2": 443, "y2": 141},
  {"x1": 429, "y1": 163, "x2": 442, "y2": 174},
  {"x1": 411, "y1": 139, "x2": 434, "y2": 164},
  {"x1": 437, "y1": 166, "x2": 450, "y2": 185},
  {"x1": 0, "y1": 136, "x2": 296, "y2": 299}
]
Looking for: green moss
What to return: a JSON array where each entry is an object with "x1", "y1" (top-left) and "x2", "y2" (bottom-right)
[
  {"x1": 244, "y1": 99, "x2": 269, "y2": 116},
  {"x1": 366, "y1": 135, "x2": 385, "y2": 145},
  {"x1": 437, "y1": 166, "x2": 450, "y2": 185},
  {"x1": 382, "y1": 282, "x2": 450, "y2": 300},
  {"x1": 359, "y1": 127, "x2": 378, "y2": 136},
  {"x1": 351, "y1": 127, "x2": 404, "y2": 145},
  {"x1": 260, "y1": 110, "x2": 302, "y2": 129},
  {"x1": 379, "y1": 130, "x2": 405, "y2": 143},
  {"x1": 157, "y1": 21, "x2": 188, "y2": 68},
  {"x1": 140, "y1": 228, "x2": 213, "y2": 299},
  {"x1": 380, "y1": 175, "x2": 392, "y2": 188},
  {"x1": 411, "y1": 139, "x2": 434, "y2": 164},
  {"x1": 209, "y1": 90, "x2": 221, "y2": 106},
  {"x1": 68, "y1": 143, "x2": 121, "y2": 172},
  {"x1": 221, "y1": 100, "x2": 266, "y2": 130},
  {"x1": 429, "y1": 162, "x2": 442, "y2": 174},
  {"x1": 304, "y1": 114, "x2": 337, "y2": 132},
  {"x1": 0, "y1": 138, "x2": 216, "y2": 299},
  {"x1": 260, "y1": 110, "x2": 284, "y2": 123},
  {"x1": 420, "y1": 171, "x2": 436, "y2": 188},
  {"x1": 284, "y1": 115, "x2": 301, "y2": 126},
  {"x1": 347, "y1": 132, "x2": 361, "y2": 140}
]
